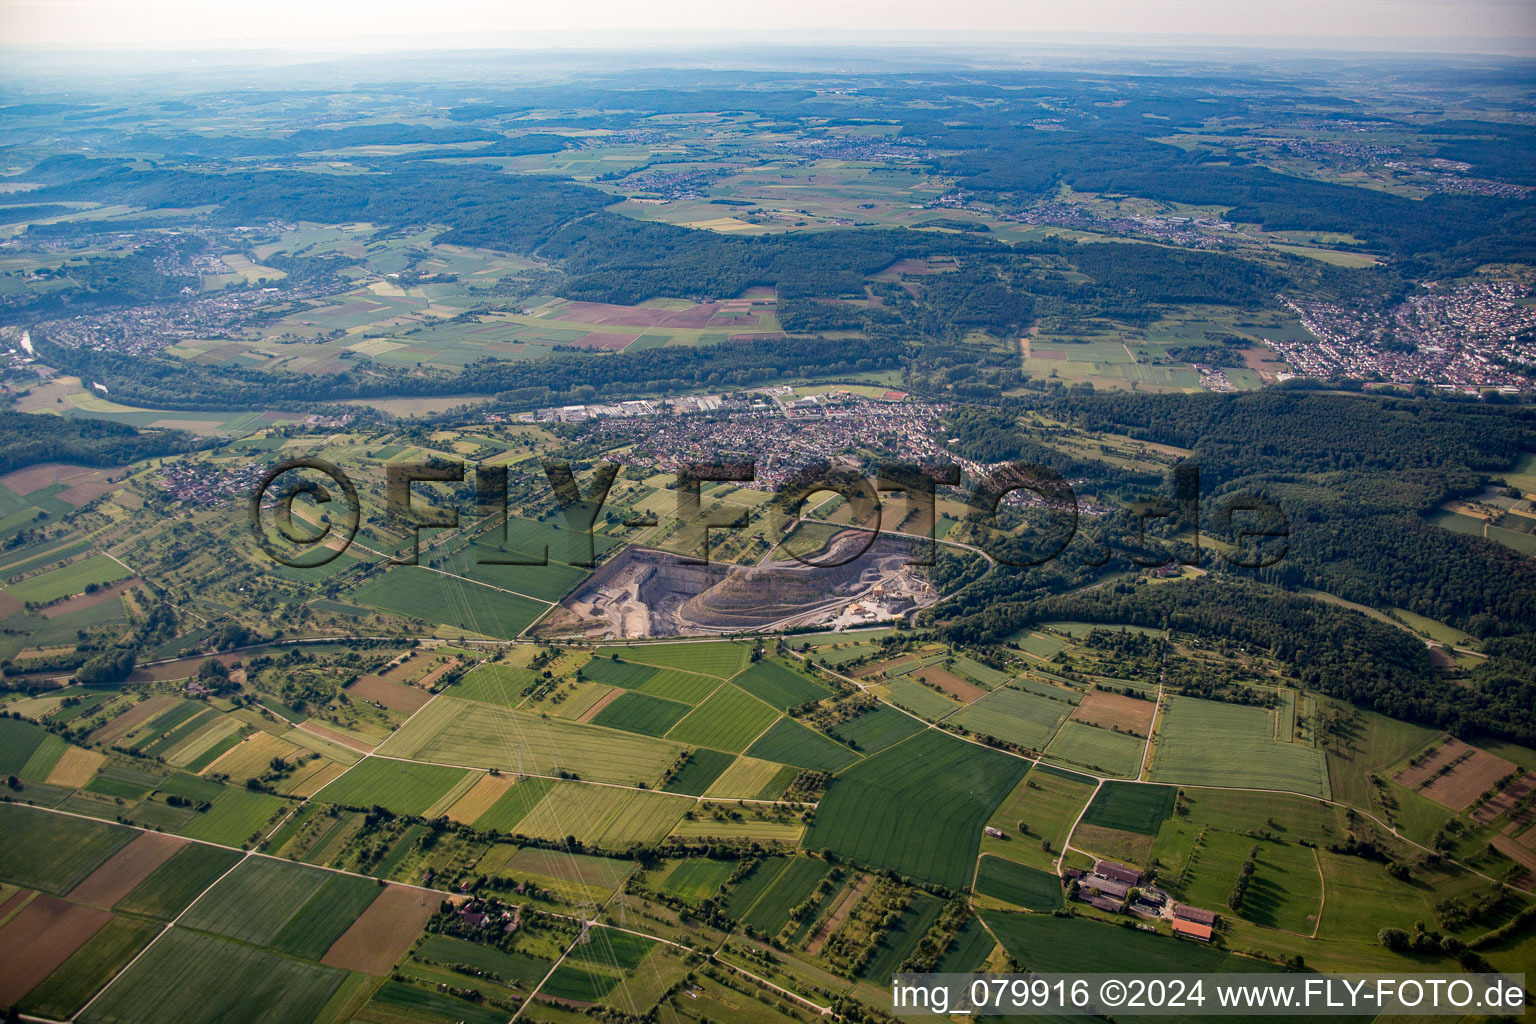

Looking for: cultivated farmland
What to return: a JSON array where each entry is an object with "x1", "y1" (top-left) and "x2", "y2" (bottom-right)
[
  {"x1": 378, "y1": 696, "x2": 683, "y2": 785},
  {"x1": 666, "y1": 685, "x2": 780, "y2": 752},
  {"x1": 314, "y1": 758, "x2": 471, "y2": 816},
  {"x1": 1149, "y1": 695, "x2": 1330, "y2": 798},
  {"x1": 80, "y1": 927, "x2": 346, "y2": 1024},
  {"x1": 975, "y1": 855, "x2": 1063, "y2": 911},
  {"x1": 806, "y1": 730, "x2": 1026, "y2": 888},
  {"x1": 746, "y1": 718, "x2": 861, "y2": 772},
  {"x1": 951, "y1": 685, "x2": 1074, "y2": 751},
  {"x1": 732, "y1": 659, "x2": 829, "y2": 709}
]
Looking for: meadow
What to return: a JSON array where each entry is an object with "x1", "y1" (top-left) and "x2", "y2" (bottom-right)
[
  {"x1": 1043, "y1": 721, "x2": 1145, "y2": 777},
  {"x1": 79, "y1": 927, "x2": 347, "y2": 1024},
  {"x1": 510, "y1": 782, "x2": 691, "y2": 846},
  {"x1": 314, "y1": 758, "x2": 470, "y2": 816},
  {"x1": 1080, "y1": 782, "x2": 1176, "y2": 835},
  {"x1": 658, "y1": 858, "x2": 736, "y2": 902},
  {"x1": 732, "y1": 660, "x2": 829, "y2": 709},
  {"x1": 827, "y1": 705, "x2": 925, "y2": 754},
  {"x1": 590, "y1": 691, "x2": 693, "y2": 737},
  {"x1": 665, "y1": 685, "x2": 780, "y2": 752},
  {"x1": 378, "y1": 697, "x2": 682, "y2": 785},
  {"x1": 806, "y1": 731, "x2": 1026, "y2": 889},
  {"x1": 1149, "y1": 695, "x2": 1330, "y2": 798},
  {"x1": 975, "y1": 855, "x2": 1063, "y2": 911},
  {"x1": 0, "y1": 804, "x2": 135, "y2": 893},
  {"x1": 746, "y1": 718, "x2": 861, "y2": 773},
  {"x1": 877, "y1": 678, "x2": 962, "y2": 721},
  {"x1": 950, "y1": 685, "x2": 1074, "y2": 751},
  {"x1": 980, "y1": 767, "x2": 1097, "y2": 871},
  {"x1": 601, "y1": 641, "x2": 749, "y2": 678},
  {"x1": 349, "y1": 565, "x2": 548, "y2": 638},
  {"x1": 4, "y1": 555, "x2": 131, "y2": 606}
]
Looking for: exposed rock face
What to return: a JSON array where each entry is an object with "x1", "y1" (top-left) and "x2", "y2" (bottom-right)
[{"x1": 540, "y1": 531, "x2": 937, "y2": 639}]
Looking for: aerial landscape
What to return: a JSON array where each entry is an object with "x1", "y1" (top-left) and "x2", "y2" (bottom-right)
[{"x1": 0, "y1": 2, "x2": 1535, "y2": 1021}]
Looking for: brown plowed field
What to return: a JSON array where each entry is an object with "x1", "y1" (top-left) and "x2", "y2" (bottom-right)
[
  {"x1": 348, "y1": 675, "x2": 431, "y2": 713},
  {"x1": 42, "y1": 579, "x2": 138, "y2": 618},
  {"x1": 1070, "y1": 690, "x2": 1156, "y2": 738},
  {"x1": 915, "y1": 666, "x2": 987, "y2": 703},
  {"x1": 0, "y1": 894, "x2": 112, "y2": 1004},
  {"x1": 67, "y1": 832, "x2": 186, "y2": 908},
  {"x1": 1396, "y1": 739, "x2": 1515, "y2": 811},
  {"x1": 321, "y1": 884, "x2": 437, "y2": 975}
]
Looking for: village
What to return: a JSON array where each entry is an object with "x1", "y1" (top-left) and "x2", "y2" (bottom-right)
[{"x1": 1277, "y1": 279, "x2": 1536, "y2": 390}]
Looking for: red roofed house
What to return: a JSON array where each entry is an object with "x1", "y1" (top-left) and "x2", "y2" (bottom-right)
[{"x1": 1172, "y1": 919, "x2": 1213, "y2": 942}]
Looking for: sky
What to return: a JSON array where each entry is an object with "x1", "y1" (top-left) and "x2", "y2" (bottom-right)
[{"x1": 3, "y1": 0, "x2": 1535, "y2": 52}]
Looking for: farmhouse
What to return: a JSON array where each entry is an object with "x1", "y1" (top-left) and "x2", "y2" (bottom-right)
[
  {"x1": 1094, "y1": 860, "x2": 1141, "y2": 885},
  {"x1": 1083, "y1": 894, "x2": 1124, "y2": 913},
  {"x1": 1172, "y1": 919, "x2": 1214, "y2": 942},
  {"x1": 1081, "y1": 875, "x2": 1131, "y2": 899},
  {"x1": 1174, "y1": 904, "x2": 1218, "y2": 926}
]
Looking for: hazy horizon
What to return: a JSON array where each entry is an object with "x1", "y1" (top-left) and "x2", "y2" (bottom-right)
[{"x1": 3, "y1": 0, "x2": 1535, "y2": 56}]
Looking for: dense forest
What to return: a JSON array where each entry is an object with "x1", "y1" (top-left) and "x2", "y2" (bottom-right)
[
  {"x1": 947, "y1": 577, "x2": 1536, "y2": 747},
  {"x1": 0, "y1": 412, "x2": 198, "y2": 474}
]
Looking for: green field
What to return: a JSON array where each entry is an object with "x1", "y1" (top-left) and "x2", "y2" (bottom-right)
[
  {"x1": 115, "y1": 843, "x2": 244, "y2": 919},
  {"x1": 0, "y1": 717, "x2": 63, "y2": 776},
  {"x1": 365, "y1": 980, "x2": 507, "y2": 1024},
  {"x1": 745, "y1": 718, "x2": 861, "y2": 772},
  {"x1": 740, "y1": 857, "x2": 832, "y2": 934},
  {"x1": 0, "y1": 803, "x2": 135, "y2": 893},
  {"x1": 4, "y1": 554, "x2": 131, "y2": 605},
  {"x1": 474, "y1": 777, "x2": 555, "y2": 832},
  {"x1": 349, "y1": 565, "x2": 547, "y2": 638},
  {"x1": 636, "y1": 669, "x2": 723, "y2": 705},
  {"x1": 415, "y1": 935, "x2": 551, "y2": 987},
  {"x1": 660, "y1": 748, "x2": 736, "y2": 796},
  {"x1": 658, "y1": 857, "x2": 736, "y2": 902},
  {"x1": 579, "y1": 655, "x2": 659, "y2": 688},
  {"x1": 806, "y1": 730, "x2": 1027, "y2": 889},
  {"x1": 269, "y1": 872, "x2": 384, "y2": 958},
  {"x1": 665, "y1": 685, "x2": 780, "y2": 752},
  {"x1": 981, "y1": 767, "x2": 1097, "y2": 871},
  {"x1": 982, "y1": 910, "x2": 1282, "y2": 974},
  {"x1": 81, "y1": 927, "x2": 347, "y2": 1024},
  {"x1": 1149, "y1": 695, "x2": 1330, "y2": 798},
  {"x1": 1080, "y1": 782, "x2": 1176, "y2": 835},
  {"x1": 1044, "y1": 721, "x2": 1145, "y2": 777},
  {"x1": 179, "y1": 857, "x2": 333, "y2": 947},
  {"x1": 20, "y1": 915, "x2": 162, "y2": 1020},
  {"x1": 732, "y1": 659, "x2": 829, "y2": 709},
  {"x1": 601, "y1": 641, "x2": 748, "y2": 678},
  {"x1": 951, "y1": 685, "x2": 1073, "y2": 751},
  {"x1": 568, "y1": 926, "x2": 656, "y2": 970},
  {"x1": 542, "y1": 962, "x2": 622, "y2": 1001},
  {"x1": 451, "y1": 662, "x2": 538, "y2": 706},
  {"x1": 378, "y1": 696, "x2": 682, "y2": 786},
  {"x1": 314, "y1": 757, "x2": 470, "y2": 815},
  {"x1": 975, "y1": 855, "x2": 1063, "y2": 910},
  {"x1": 880, "y1": 677, "x2": 963, "y2": 721},
  {"x1": 827, "y1": 705, "x2": 926, "y2": 754},
  {"x1": 590, "y1": 691, "x2": 693, "y2": 737},
  {"x1": 510, "y1": 782, "x2": 691, "y2": 846},
  {"x1": 177, "y1": 786, "x2": 289, "y2": 846}
]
